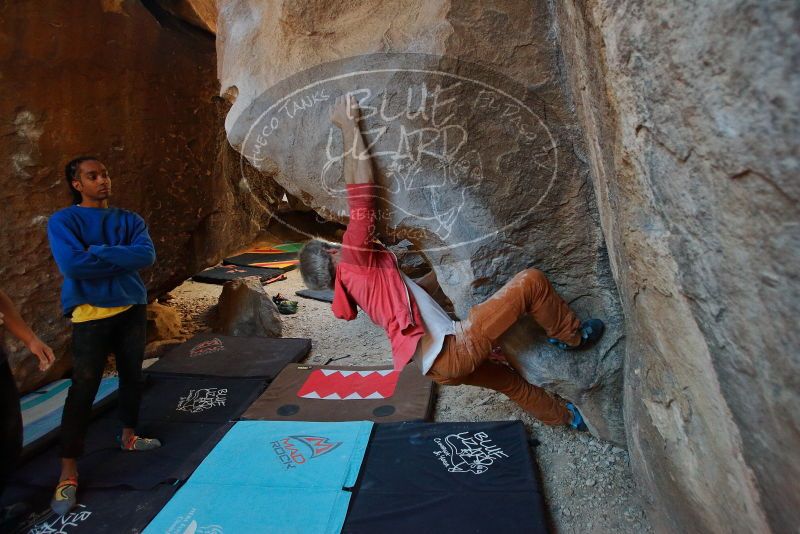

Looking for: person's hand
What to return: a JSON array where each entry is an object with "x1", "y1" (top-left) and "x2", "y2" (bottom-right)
[
  {"x1": 329, "y1": 94, "x2": 360, "y2": 130},
  {"x1": 27, "y1": 337, "x2": 55, "y2": 371}
]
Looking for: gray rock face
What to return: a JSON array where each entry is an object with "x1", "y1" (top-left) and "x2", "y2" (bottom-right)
[
  {"x1": 555, "y1": 0, "x2": 799, "y2": 531},
  {"x1": 214, "y1": 277, "x2": 282, "y2": 338},
  {"x1": 216, "y1": 0, "x2": 626, "y2": 444}
]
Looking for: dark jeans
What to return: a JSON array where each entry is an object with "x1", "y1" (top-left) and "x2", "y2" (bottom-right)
[
  {"x1": 0, "y1": 355, "x2": 22, "y2": 496},
  {"x1": 60, "y1": 304, "x2": 146, "y2": 458}
]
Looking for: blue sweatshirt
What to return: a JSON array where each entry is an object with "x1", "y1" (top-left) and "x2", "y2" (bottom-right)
[{"x1": 47, "y1": 205, "x2": 156, "y2": 316}]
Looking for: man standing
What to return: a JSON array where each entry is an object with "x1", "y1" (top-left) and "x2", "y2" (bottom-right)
[
  {"x1": 0, "y1": 290, "x2": 54, "y2": 527},
  {"x1": 299, "y1": 95, "x2": 604, "y2": 430},
  {"x1": 46, "y1": 157, "x2": 160, "y2": 515}
]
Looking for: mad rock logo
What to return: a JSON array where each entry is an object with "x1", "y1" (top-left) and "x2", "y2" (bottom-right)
[
  {"x1": 190, "y1": 337, "x2": 225, "y2": 358},
  {"x1": 433, "y1": 431, "x2": 509, "y2": 474},
  {"x1": 271, "y1": 435, "x2": 342, "y2": 470},
  {"x1": 176, "y1": 388, "x2": 228, "y2": 414}
]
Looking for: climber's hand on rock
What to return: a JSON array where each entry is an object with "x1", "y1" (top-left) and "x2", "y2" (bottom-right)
[{"x1": 330, "y1": 94, "x2": 360, "y2": 130}]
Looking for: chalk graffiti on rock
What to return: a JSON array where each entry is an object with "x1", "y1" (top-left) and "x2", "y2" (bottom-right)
[{"x1": 238, "y1": 53, "x2": 558, "y2": 253}]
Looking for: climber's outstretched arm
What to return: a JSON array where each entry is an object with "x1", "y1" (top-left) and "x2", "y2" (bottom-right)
[{"x1": 330, "y1": 94, "x2": 374, "y2": 185}]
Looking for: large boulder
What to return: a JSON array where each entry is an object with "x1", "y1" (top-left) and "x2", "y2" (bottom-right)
[
  {"x1": 0, "y1": 0, "x2": 281, "y2": 392},
  {"x1": 213, "y1": 276, "x2": 282, "y2": 338},
  {"x1": 216, "y1": 1, "x2": 626, "y2": 444},
  {"x1": 555, "y1": 0, "x2": 798, "y2": 531}
]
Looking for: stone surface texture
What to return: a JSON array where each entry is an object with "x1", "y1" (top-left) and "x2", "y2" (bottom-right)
[
  {"x1": 555, "y1": 0, "x2": 798, "y2": 532},
  {"x1": 0, "y1": 1, "x2": 280, "y2": 392},
  {"x1": 213, "y1": 276, "x2": 282, "y2": 338},
  {"x1": 215, "y1": 0, "x2": 798, "y2": 531},
  {"x1": 146, "y1": 302, "x2": 183, "y2": 343},
  {"x1": 1, "y1": 1, "x2": 795, "y2": 532},
  {"x1": 216, "y1": 0, "x2": 627, "y2": 446}
]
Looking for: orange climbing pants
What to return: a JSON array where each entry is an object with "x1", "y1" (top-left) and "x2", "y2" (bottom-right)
[{"x1": 426, "y1": 268, "x2": 581, "y2": 425}]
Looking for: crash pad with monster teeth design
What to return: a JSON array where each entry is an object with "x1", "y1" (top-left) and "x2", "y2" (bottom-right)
[
  {"x1": 296, "y1": 369, "x2": 401, "y2": 400},
  {"x1": 241, "y1": 362, "x2": 435, "y2": 422}
]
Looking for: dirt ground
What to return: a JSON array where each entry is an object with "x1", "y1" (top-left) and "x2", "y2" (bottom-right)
[{"x1": 166, "y1": 268, "x2": 653, "y2": 533}]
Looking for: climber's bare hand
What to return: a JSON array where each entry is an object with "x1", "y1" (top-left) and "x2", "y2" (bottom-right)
[{"x1": 330, "y1": 94, "x2": 360, "y2": 130}]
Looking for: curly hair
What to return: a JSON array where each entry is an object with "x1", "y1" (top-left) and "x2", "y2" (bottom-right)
[{"x1": 298, "y1": 239, "x2": 342, "y2": 290}]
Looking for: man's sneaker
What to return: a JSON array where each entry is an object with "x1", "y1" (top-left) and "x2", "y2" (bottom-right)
[
  {"x1": 566, "y1": 403, "x2": 588, "y2": 432},
  {"x1": 548, "y1": 319, "x2": 605, "y2": 350},
  {"x1": 120, "y1": 435, "x2": 162, "y2": 451},
  {"x1": 50, "y1": 477, "x2": 77, "y2": 516}
]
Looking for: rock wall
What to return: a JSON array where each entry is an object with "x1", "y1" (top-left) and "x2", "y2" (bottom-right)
[
  {"x1": 0, "y1": 0, "x2": 279, "y2": 392},
  {"x1": 554, "y1": 0, "x2": 799, "y2": 532},
  {"x1": 216, "y1": 0, "x2": 626, "y2": 444}
]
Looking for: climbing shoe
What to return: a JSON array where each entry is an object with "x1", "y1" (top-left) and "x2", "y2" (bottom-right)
[
  {"x1": 547, "y1": 318, "x2": 605, "y2": 350},
  {"x1": 566, "y1": 403, "x2": 588, "y2": 432},
  {"x1": 272, "y1": 294, "x2": 298, "y2": 315},
  {"x1": 50, "y1": 477, "x2": 78, "y2": 516},
  {"x1": 120, "y1": 435, "x2": 162, "y2": 451}
]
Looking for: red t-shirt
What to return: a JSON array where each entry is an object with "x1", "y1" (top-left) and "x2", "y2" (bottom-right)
[{"x1": 331, "y1": 184, "x2": 425, "y2": 370}]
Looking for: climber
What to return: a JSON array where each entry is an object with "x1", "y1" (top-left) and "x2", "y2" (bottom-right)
[
  {"x1": 46, "y1": 157, "x2": 160, "y2": 516},
  {"x1": 299, "y1": 95, "x2": 605, "y2": 430},
  {"x1": 0, "y1": 289, "x2": 55, "y2": 527}
]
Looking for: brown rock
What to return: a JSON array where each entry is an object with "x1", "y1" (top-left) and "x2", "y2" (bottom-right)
[
  {"x1": 0, "y1": 1, "x2": 282, "y2": 393},
  {"x1": 144, "y1": 338, "x2": 184, "y2": 360},
  {"x1": 146, "y1": 302, "x2": 182, "y2": 344},
  {"x1": 154, "y1": 0, "x2": 217, "y2": 33},
  {"x1": 213, "y1": 276, "x2": 282, "y2": 338}
]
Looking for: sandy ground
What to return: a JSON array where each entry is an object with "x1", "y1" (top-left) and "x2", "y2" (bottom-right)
[{"x1": 167, "y1": 268, "x2": 653, "y2": 533}]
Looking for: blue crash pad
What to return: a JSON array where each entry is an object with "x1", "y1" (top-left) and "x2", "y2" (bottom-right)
[
  {"x1": 21, "y1": 377, "x2": 119, "y2": 451},
  {"x1": 144, "y1": 420, "x2": 373, "y2": 534}
]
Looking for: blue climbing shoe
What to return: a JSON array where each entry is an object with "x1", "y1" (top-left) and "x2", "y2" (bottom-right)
[
  {"x1": 566, "y1": 403, "x2": 588, "y2": 432},
  {"x1": 547, "y1": 319, "x2": 605, "y2": 350}
]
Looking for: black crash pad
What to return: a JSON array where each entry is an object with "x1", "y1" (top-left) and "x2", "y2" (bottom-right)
[
  {"x1": 342, "y1": 421, "x2": 548, "y2": 534},
  {"x1": 145, "y1": 332, "x2": 311, "y2": 379},
  {"x1": 242, "y1": 362, "x2": 435, "y2": 423},
  {"x1": 11, "y1": 418, "x2": 232, "y2": 490},
  {"x1": 2, "y1": 482, "x2": 177, "y2": 534},
  {"x1": 295, "y1": 288, "x2": 335, "y2": 303},
  {"x1": 137, "y1": 375, "x2": 265, "y2": 424},
  {"x1": 191, "y1": 264, "x2": 284, "y2": 284}
]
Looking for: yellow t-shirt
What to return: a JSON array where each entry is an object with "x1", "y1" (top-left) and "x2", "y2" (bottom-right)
[{"x1": 71, "y1": 304, "x2": 133, "y2": 323}]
